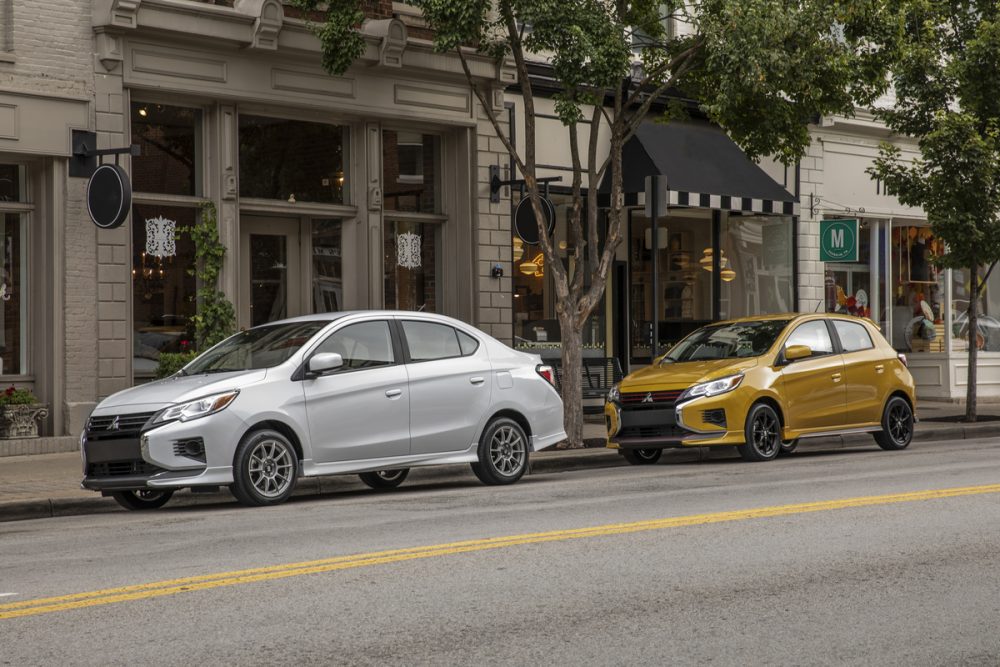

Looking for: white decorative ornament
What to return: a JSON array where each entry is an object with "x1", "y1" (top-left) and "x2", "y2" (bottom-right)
[
  {"x1": 145, "y1": 216, "x2": 177, "y2": 258},
  {"x1": 397, "y1": 231, "x2": 422, "y2": 269}
]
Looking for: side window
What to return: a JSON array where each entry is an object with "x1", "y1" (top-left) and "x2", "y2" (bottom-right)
[
  {"x1": 833, "y1": 320, "x2": 874, "y2": 353},
  {"x1": 402, "y1": 321, "x2": 462, "y2": 361},
  {"x1": 457, "y1": 330, "x2": 480, "y2": 356},
  {"x1": 314, "y1": 320, "x2": 394, "y2": 370},
  {"x1": 784, "y1": 321, "x2": 834, "y2": 356}
]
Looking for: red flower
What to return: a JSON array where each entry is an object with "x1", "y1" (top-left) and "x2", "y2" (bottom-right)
[{"x1": 5, "y1": 387, "x2": 14, "y2": 397}]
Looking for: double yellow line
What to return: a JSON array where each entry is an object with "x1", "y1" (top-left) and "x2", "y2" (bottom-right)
[{"x1": 4, "y1": 483, "x2": 1000, "y2": 621}]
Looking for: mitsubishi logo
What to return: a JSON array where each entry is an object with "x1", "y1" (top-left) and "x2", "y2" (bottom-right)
[
  {"x1": 108, "y1": 416, "x2": 120, "y2": 431},
  {"x1": 642, "y1": 392, "x2": 654, "y2": 404}
]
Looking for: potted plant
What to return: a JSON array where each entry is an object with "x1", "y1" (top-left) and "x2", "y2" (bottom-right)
[{"x1": 0, "y1": 385, "x2": 48, "y2": 439}]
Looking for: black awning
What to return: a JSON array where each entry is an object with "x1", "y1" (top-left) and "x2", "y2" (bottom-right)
[{"x1": 600, "y1": 120, "x2": 798, "y2": 215}]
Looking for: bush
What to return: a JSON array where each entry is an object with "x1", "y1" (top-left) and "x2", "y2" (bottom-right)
[
  {"x1": 0, "y1": 385, "x2": 38, "y2": 405},
  {"x1": 156, "y1": 352, "x2": 198, "y2": 379}
]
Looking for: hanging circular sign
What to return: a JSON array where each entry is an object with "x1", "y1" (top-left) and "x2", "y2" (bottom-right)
[
  {"x1": 86, "y1": 164, "x2": 132, "y2": 229},
  {"x1": 513, "y1": 195, "x2": 556, "y2": 245}
]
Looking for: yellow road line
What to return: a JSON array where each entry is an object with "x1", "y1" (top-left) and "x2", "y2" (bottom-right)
[{"x1": 4, "y1": 483, "x2": 1000, "y2": 620}]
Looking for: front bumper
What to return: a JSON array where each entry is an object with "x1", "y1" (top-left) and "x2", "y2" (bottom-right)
[
  {"x1": 82, "y1": 411, "x2": 246, "y2": 491},
  {"x1": 605, "y1": 394, "x2": 744, "y2": 449}
]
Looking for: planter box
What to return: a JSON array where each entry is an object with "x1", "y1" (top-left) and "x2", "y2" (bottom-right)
[{"x1": 0, "y1": 404, "x2": 48, "y2": 439}]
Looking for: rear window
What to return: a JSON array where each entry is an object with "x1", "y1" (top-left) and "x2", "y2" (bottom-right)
[{"x1": 833, "y1": 320, "x2": 874, "y2": 352}]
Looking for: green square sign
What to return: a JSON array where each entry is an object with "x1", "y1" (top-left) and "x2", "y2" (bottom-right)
[{"x1": 820, "y1": 218, "x2": 860, "y2": 262}]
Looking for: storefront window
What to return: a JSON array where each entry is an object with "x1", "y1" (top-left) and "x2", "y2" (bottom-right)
[
  {"x1": 889, "y1": 223, "x2": 946, "y2": 353},
  {"x1": 628, "y1": 212, "x2": 712, "y2": 359},
  {"x1": 0, "y1": 212, "x2": 26, "y2": 375},
  {"x1": 384, "y1": 220, "x2": 439, "y2": 311},
  {"x1": 721, "y1": 215, "x2": 794, "y2": 320},
  {"x1": 951, "y1": 265, "x2": 1000, "y2": 353},
  {"x1": 131, "y1": 102, "x2": 202, "y2": 196},
  {"x1": 312, "y1": 219, "x2": 342, "y2": 312},
  {"x1": 0, "y1": 164, "x2": 25, "y2": 202},
  {"x1": 132, "y1": 205, "x2": 198, "y2": 379},
  {"x1": 239, "y1": 114, "x2": 347, "y2": 204},
  {"x1": 512, "y1": 195, "x2": 606, "y2": 350},
  {"x1": 382, "y1": 130, "x2": 440, "y2": 213}
]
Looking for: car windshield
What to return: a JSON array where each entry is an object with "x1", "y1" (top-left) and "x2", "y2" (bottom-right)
[
  {"x1": 662, "y1": 319, "x2": 791, "y2": 363},
  {"x1": 183, "y1": 321, "x2": 329, "y2": 374}
]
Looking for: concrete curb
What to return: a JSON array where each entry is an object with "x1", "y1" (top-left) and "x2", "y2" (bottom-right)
[{"x1": 2, "y1": 423, "x2": 997, "y2": 523}]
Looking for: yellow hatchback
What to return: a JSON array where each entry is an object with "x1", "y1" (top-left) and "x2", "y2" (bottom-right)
[{"x1": 606, "y1": 314, "x2": 916, "y2": 464}]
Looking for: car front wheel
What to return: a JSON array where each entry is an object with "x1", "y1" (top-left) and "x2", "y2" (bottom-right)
[
  {"x1": 874, "y1": 396, "x2": 913, "y2": 450},
  {"x1": 231, "y1": 429, "x2": 298, "y2": 507},
  {"x1": 621, "y1": 448, "x2": 663, "y2": 465},
  {"x1": 112, "y1": 489, "x2": 173, "y2": 511},
  {"x1": 738, "y1": 403, "x2": 782, "y2": 462},
  {"x1": 471, "y1": 417, "x2": 529, "y2": 485},
  {"x1": 359, "y1": 469, "x2": 410, "y2": 490}
]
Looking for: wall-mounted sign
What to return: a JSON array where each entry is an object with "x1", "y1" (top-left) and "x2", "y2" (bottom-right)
[
  {"x1": 819, "y1": 218, "x2": 859, "y2": 263},
  {"x1": 513, "y1": 195, "x2": 555, "y2": 245},
  {"x1": 86, "y1": 164, "x2": 132, "y2": 229}
]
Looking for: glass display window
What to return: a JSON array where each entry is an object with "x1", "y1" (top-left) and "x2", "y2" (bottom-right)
[
  {"x1": 384, "y1": 220, "x2": 440, "y2": 312},
  {"x1": 131, "y1": 102, "x2": 202, "y2": 197},
  {"x1": 889, "y1": 223, "x2": 946, "y2": 353},
  {"x1": 720, "y1": 215, "x2": 794, "y2": 320},
  {"x1": 382, "y1": 130, "x2": 441, "y2": 213},
  {"x1": 0, "y1": 212, "x2": 26, "y2": 375}
]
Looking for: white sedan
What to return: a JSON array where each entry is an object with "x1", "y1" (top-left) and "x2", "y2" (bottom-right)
[{"x1": 82, "y1": 311, "x2": 566, "y2": 509}]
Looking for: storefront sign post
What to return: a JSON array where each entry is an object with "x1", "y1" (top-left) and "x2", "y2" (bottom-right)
[
  {"x1": 820, "y1": 218, "x2": 860, "y2": 263},
  {"x1": 645, "y1": 174, "x2": 668, "y2": 359}
]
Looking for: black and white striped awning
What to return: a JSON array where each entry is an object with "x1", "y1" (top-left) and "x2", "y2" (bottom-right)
[{"x1": 602, "y1": 120, "x2": 799, "y2": 216}]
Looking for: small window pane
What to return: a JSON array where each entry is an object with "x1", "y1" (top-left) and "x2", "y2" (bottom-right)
[
  {"x1": 0, "y1": 164, "x2": 24, "y2": 202},
  {"x1": 457, "y1": 330, "x2": 479, "y2": 356},
  {"x1": 316, "y1": 321, "x2": 394, "y2": 370},
  {"x1": 785, "y1": 321, "x2": 834, "y2": 355},
  {"x1": 403, "y1": 321, "x2": 461, "y2": 361},
  {"x1": 384, "y1": 220, "x2": 439, "y2": 312},
  {"x1": 312, "y1": 219, "x2": 343, "y2": 313},
  {"x1": 131, "y1": 103, "x2": 202, "y2": 196},
  {"x1": 0, "y1": 213, "x2": 26, "y2": 375},
  {"x1": 833, "y1": 320, "x2": 874, "y2": 353},
  {"x1": 383, "y1": 130, "x2": 440, "y2": 213},
  {"x1": 239, "y1": 115, "x2": 347, "y2": 204}
]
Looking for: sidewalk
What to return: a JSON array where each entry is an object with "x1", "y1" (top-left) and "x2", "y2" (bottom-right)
[{"x1": 1, "y1": 400, "x2": 998, "y2": 523}]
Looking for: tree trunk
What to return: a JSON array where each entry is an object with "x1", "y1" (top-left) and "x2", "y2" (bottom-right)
[
  {"x1": 559, "y1": 309, "x2": 584, "y2": 447},
  {"x1": 966, "y1": 264, "x2": 979, "y2": 422}
]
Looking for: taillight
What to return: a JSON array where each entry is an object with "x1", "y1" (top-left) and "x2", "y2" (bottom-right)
[
  {"x1": 897, "y1": 353, "x2": 908, "y2": 367},
  {"x1": 536, "y1": 364, "x2": 556, "y2": 387}
]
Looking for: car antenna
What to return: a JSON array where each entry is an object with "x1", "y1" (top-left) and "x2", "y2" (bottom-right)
[{"x1": 814, "y1": 300, "x2": 823, "y2": 312}]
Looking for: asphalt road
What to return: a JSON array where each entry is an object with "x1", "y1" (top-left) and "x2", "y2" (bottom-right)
[{"x1": 3, "y1": 437, "x2": 1000, "y2": 666}]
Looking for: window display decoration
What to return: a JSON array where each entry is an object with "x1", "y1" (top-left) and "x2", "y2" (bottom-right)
[
  {"x1": 145, "y1": 215, "x2": 177, "y2": 259},
  {"x1": 396, "y1": 231, "x2": 422, "y2": 269}
]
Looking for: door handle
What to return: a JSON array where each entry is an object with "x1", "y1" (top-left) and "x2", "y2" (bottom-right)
[
  {"x1": 831, "y1": 373, "x2": 842, "y2": 382},
  {"x1": 470, "y1": 377, "x2": 485, "y2": 385},
  {"x1": 875, "y1": 364, "x2": 885, "y2": 374},
  {"x1": 385, "y1": 389, "x2": 402, "y2": 398}
]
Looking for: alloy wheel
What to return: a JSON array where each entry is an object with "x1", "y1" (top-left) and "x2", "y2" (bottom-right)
[
  {"x1": 751, "y1": 411, "x2": 779, "y2": 457},
  {"x1": 247, "y1": 439, "x2": 295, "y2": 498},
  {"x1": 888, "y1": 402, "x2": 913, "y2": 445},
  {"x1": 490, "y1": 424, "x2": 526, "y2": 476}
]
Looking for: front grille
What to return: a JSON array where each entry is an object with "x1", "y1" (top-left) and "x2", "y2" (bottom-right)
[
  {"x1": 87, "y1": 460, "x2": 163, "y2": 477},
  {"x1": 86, "y1": 411, "x2": 157, "y2": 440},
  {"x1": 619, "y1": 425, "x2": 686, "y2": 440},
  {"x1": 620, "y1": 389, "x2": 684, "y2": 406}
]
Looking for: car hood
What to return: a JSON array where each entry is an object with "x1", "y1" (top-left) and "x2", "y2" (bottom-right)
[
  {"x1": 620, "y1": 358, "x2": 758, "y2": 392},
  {"x1": 94, "y1": 370, "x2": 269, "y2": 413}
]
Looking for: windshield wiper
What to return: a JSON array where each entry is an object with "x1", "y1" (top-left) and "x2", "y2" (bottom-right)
[{"x1": 195, "y1": 368, "x2": 244, "y2": 375}]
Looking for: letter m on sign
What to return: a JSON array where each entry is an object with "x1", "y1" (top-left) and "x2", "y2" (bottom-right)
[{"x1": 819, "y1": 219, "x2": 859, "y2": 262}]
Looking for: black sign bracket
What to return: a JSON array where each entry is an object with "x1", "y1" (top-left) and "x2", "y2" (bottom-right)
[
  {"x1": 70, "y1": 129, "x2": 140, "y2": 178},
  {"x1": 489, "y1": 164, "x2": 561, "y2": 203}
]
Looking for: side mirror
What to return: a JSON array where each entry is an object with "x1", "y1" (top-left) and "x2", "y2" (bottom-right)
[
  {"x1": 783, "y1": 344, "x2": 813, "y2": 362},
  {"x1": 307, "y1": 352, "x2": 344, "y2": 375}
]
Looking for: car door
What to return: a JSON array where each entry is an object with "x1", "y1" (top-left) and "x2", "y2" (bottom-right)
[
  {"x1": 831, "y1": 319, "x2": 884, "y2": 427},
  {"x1": 302, "y1": 319, "x2": 410, "y2": 463},
  {"x1": 779, "y1": 319, "x2": 846, "y2": 431},
  {"x1": 399, "y1": 319, "x2": 493, "y2": 455}
]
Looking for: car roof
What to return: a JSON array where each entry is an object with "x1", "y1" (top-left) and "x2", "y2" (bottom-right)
[
  {"x1": 255, "y1": 310, "x2": 478, "y2": 328},
  {"x1": 712, "y1": 312, "x2": 877, "y2": 327}
]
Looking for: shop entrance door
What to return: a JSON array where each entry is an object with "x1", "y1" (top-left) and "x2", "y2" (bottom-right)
[{"x1": 240, "y1": 217, "x2": 302, "y2": 329}]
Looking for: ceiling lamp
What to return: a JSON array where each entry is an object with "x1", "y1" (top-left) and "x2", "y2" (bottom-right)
[
  {"x1": 513, "y1": 237, "x2": 524, "y2": 262},
  {"x1": 519, "y1": 260, "x2": 538, "y2": 275},
  {"x1": 699, "y1": 247, "x2": 727, "y2": 271},
  {"x1": 721, "y1": 267, "x2": 736, "y2": 282}
]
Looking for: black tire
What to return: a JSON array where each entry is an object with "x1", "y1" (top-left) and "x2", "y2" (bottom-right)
[
  {"x1": 470, "y1": 417, "x2": 529, "y2": 485},
  {"x1": 779, "y1": 439, "x2": 799, "y2": 456},
  {"x1": 873, "y1": 396, "x2": 914, "y2": 450},
  {"x1": 359, "y1": 469, "x2": 410, "y2": 490},
  {"x1": 111, "y1": 489, "x2": 173, "y2": 511},
  {"x1": 738, "y1": 403, "x2": 782, "y2": 462},
  {"x1": 621, "y1": 448, "x2": 663, "y2": 465},
  {"x1": 230, "y1": 429, "x2": 299, "y2": 507}
]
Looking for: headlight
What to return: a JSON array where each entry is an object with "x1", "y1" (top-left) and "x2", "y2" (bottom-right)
[
  {"x1": 607, "y1": 384, "x2": 621, "y2": 404},
  {"x1": 152, "y1": 390, "x2": 239, "y2": 425},
  {"x1": 677, "y1": 374, "x2": 744, "y2": 403}
]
